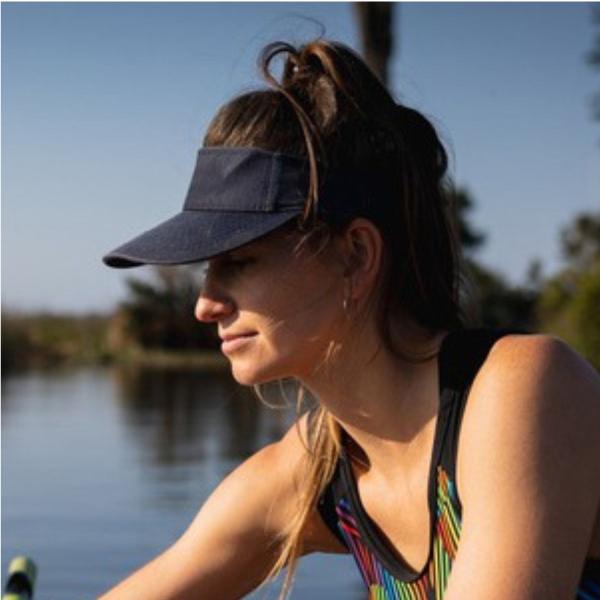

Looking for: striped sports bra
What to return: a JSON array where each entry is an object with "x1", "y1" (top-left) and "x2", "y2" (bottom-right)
[{"x1": 316, "y1": 328, "x2": 600, "y2": 599}]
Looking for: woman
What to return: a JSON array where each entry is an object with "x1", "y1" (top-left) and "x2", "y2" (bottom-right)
[{"x1": 101, "y1": 40, "x2": 600, "y2": 599}]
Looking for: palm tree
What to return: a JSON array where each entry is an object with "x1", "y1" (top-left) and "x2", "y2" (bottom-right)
[
  {"x1": 353, "y1": 2, "x2": 395, "y2": 86},
  {"x1": 587, "y1": 6, "x2": 600, "y2": 120}
]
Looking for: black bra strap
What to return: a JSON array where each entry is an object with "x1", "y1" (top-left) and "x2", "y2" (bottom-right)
[
  {"x1": 439, "y1": 328, "x2": 526, "y2": 393},
  {"x1": 316, "y1": 461, "x2": 349, "y2": 548}
]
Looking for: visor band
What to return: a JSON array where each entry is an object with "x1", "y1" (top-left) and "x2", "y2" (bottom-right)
[
  {"x1": 183, "y1": 147, "x2": 308, "y2": 213},
  {"x1": 103, "y1": 145, "x2": 393, "y2": 268}
]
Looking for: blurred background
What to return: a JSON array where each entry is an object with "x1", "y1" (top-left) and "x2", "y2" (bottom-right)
[{"x1": 2, "y1": 3, "x2": 599, "y2": 599}]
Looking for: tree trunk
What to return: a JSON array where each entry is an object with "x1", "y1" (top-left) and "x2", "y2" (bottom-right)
[{"x1": 354, "y1": 2, "x2": 395, "y2": 87}]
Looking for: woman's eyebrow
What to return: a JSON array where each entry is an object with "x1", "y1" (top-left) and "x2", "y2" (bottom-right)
[
  {"x1": 218, "y1": 251, "x2": 239, "y2": 260},
  {"x1": 217, "y1": 250, "x2": 249, "y2": 262}
]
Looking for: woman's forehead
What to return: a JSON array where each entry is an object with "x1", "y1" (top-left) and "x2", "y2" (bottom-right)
[{"x1": 234, "y1": 227, "x2": 301, "y2": 254}]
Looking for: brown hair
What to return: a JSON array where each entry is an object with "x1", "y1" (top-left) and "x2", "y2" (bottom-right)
[{"x1": 203, "y1": 39, "x2": 469, "y2": 599}]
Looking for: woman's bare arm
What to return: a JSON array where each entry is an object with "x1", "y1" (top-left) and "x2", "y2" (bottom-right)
[
  {"x1": 99, "y1": 414, "x2": 314, "y2": 600},
  {"x1": 445, "y1": 335, "x2": 600, "y2": 600}
]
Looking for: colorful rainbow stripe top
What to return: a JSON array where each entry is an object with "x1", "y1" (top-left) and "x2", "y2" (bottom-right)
[
  {"x1": 316, "y1": 328, "x2": 600, "y2": 599},
  {"x1": 335, "y1": 465, "x2": 459, "y2": 600}
]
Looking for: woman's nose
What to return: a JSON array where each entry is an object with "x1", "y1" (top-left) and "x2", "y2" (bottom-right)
[{"x1": 194, "y1": 293, "x2": 235, "y2": 323}]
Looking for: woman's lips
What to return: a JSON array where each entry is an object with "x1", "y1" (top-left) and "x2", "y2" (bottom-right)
[{"x1": 220, "y1": 333, "x2": 257, "y2": 354}]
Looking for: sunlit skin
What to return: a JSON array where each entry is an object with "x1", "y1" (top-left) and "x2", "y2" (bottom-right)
[
  {"x1": 195, "y1": 219, "x2": 450, "y2": 483},
  {"x1": 195, "y1": 225, "x2": 350, "y2": 386}
]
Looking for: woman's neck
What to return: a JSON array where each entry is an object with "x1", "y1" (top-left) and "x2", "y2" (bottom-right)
[{"x1": 300, "y1": 324, "x2": 448, "y2": 479}]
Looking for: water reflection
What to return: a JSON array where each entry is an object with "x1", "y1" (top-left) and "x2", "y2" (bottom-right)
[
  {"x1": 2, "y1": 366, "x2": 363, "y2": 599},
  {"x1": 111, "y1": 366, "x2": 297, "y2": 466}
]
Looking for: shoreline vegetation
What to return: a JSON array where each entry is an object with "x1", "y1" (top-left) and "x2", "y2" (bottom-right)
[
  {"x1": 1, "y1": 312, "x2": 227, "y2": 373},
  {"x1": 3, "y1": 211, "x2": 599, "y2": 374},
  {"x1": 2, "y1": 255, "x2": 599, "y2": 373}
]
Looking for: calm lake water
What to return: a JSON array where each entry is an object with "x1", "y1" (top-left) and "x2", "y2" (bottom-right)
[{"x1": 2, "y1": 365, "x2": 364, "y2": 599}]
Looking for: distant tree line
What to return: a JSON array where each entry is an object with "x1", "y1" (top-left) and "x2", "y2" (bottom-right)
[
  {"x1": 107, "y1": 265, "x2": 219, "y2": 354},
  {"x1": 1, "y1": 312, "x2": 111, "y2": 371},
  {"x1": 107, "y1": 194, "x2": 600, "y2": 369},
  {"x1": 536, "y1": 213, "x2": 600, "y2": 365}
]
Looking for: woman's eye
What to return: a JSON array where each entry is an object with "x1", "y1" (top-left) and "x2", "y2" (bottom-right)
[
  {"x1": 228, "y1": 261, "x2": 246, "y2": 272},
  {"x1": 206, "y1": 255, "x2": 256, "y2": 282},
  {"x1": 224, "y1": 258, "x2": 254, "y2": 274}
]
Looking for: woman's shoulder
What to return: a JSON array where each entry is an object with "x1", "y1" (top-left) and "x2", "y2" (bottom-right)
[
  {"x1": 462, "y1": 331, "x2": 600, "y2": 443},
  {"x1": 471, "y1": 331, "x2": 600, "y2": 405},
  {"x1": 456, "y1": 331, "x2": 600, "y2": 504},
  {"x1": 446, "y1": 333, "x2": 600, "y2": 596},
  {"x1": 442, "y1": 329, "x2": 598, "y2": 397}
]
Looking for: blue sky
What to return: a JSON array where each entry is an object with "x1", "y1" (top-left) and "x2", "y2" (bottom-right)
[{"x1": 2, "y1": 2, "x2": 599, "y2": 313}]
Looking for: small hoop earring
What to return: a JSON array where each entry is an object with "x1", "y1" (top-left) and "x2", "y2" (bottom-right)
[{"x1": 342, "y1": 278, "x2": 353, "y2": 316}]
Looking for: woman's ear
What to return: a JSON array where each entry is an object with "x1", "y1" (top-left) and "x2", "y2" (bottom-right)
[{"x1": 337, "y1": 218, "x2": 383, "y2": 303}]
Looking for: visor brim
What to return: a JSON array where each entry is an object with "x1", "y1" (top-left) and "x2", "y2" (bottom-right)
[{"x1": 103, "y1": 209, "x2": 300, "y2": 268}]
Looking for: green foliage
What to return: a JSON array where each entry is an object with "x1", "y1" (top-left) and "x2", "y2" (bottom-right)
[
  {"x1": 571, "y1": 261, "x2": 600, "y2": 367},
  {"x1": 449, "y1": 186, "x2": 539, "y2": 330},
  {"x1": 536, "y1": 212, "x2": 600, "y2": 369},
  {"x1": 537, "y1": 264, "x2": 600, "y2": 369},
  {"x1": 560, "y1": 211, "x2": 600, "y2": 270},
  {"x1": 448, "y1": 186, "x2": 486, "y2": 253},
  {"x1": 2, "y1": 314, "x2": 34, "y2": 370},
  {"x1": 537, "y1": 270, "x2": 578, "y2": 341},
  {"x1": 2, "y1": 312, "x2": 111, "y2": 371},
  {"x1": 465, "y1": 259, "x2": 539, "y2": 330},
  {"x1": 113, "y1": 266, "x2": 219, "y2": 352}
]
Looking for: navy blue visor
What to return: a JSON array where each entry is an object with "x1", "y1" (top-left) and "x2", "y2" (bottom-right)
[{"x1": 103, "y1": 146, "x2": 387, "y2": 268}]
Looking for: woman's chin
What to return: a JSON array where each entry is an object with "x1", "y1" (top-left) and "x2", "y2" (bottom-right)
[
  {"x1": 227, "y1": 345, "x2": 297, "y2": 386},
  {"x1": 229, "y1": 362, "x2": 280, "y2": 386}
]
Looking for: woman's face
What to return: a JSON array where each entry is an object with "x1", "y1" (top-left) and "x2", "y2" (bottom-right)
[{"x1": 195, "y1": 228, "x2": 346, "y2": 385}]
